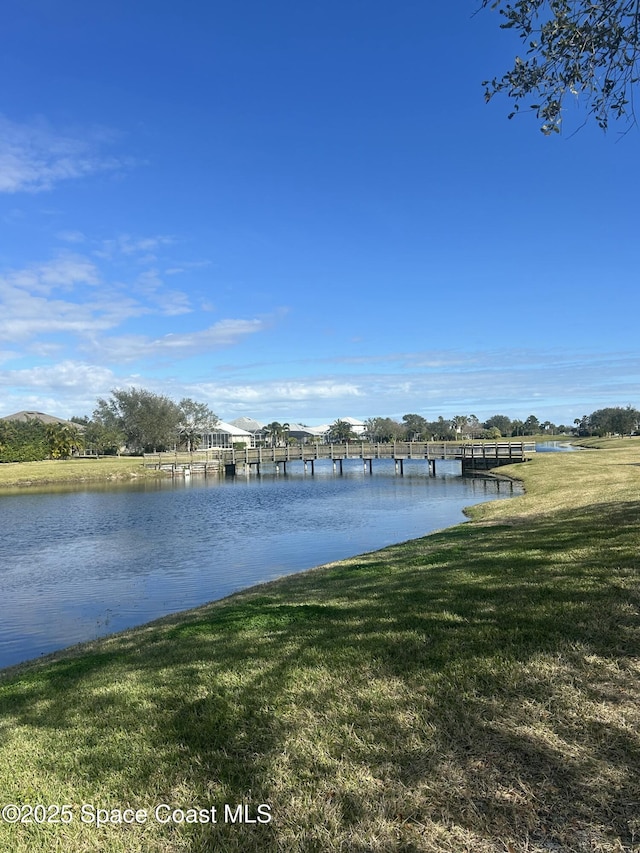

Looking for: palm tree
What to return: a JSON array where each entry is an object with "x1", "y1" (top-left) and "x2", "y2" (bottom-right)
[
  {"x1": 45, "y1": 424, "x2": 79, "y2": 459},
  {"x1": 467, "y1": 414, "x2": 481, "y2": 439},
  {"x1": 328, "y1": 419, "x2": 356, "y2": 442},
  {"x1": 451, "y1": 415, "x2": 468, "y2": 439},
  {"x1": 67, "y1": 424, "x2": 86, "y2": 456},
  {"x1": 264, "y1": 422, "x2": 283, "y2": 447}
]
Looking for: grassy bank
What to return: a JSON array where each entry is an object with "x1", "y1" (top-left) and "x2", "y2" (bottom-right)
[
  {"x1": 573, "y1": 435, "x2": 639, "y2": 449},
  {"x1": 0, "y1": 440, "x2": 638, "y2": 852},
  {"x1": 0, "y1": 456, "x2": 165, "y2": 489}
]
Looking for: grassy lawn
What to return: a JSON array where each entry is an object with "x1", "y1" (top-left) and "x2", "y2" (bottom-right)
[
  {"x1": 0, "y1": 457, "x2": 165, "y2": 489},
  {"x1": 573, "y1": 436, "x2": 639, "y2": 449},
  {"x1": 0, "y1": 439, "x2": 638, "y2": 852}
]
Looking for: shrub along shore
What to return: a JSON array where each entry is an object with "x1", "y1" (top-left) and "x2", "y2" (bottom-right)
[{"x1": 0, "y1": 438, "x2": 638, "y2": 852}]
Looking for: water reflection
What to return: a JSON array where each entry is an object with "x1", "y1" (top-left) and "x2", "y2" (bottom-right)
[{"x1": 535, "y1": 441, "x2": 577, "y2": 452}]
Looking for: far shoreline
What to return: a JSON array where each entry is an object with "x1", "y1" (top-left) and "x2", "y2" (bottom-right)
[
  {"x1": 0, "y1": 435, "x2": 574, "y2": 492},
  {"x1": 0, "y1": 456, "x2": 168, "y2": 491}
]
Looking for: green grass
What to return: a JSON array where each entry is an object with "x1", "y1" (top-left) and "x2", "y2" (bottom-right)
[
  {"x1": 0, "y1": 440, "x2": 639, "y2": 851},
  {"x1": 573, "y1": 435, "x2": 639, "y2": 449},
  {"x1": 0, "y1": 457, "x2": 165, "y2": 489}
]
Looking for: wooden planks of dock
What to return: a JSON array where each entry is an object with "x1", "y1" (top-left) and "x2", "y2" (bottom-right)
[{"x1": 143, "y1": 441, "x2": 535, "y2": 475}]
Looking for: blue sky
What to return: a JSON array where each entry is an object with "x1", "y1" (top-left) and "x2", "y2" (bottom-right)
[{"x1": 1, "y1": 1, "x2": 638, "y2": 427}]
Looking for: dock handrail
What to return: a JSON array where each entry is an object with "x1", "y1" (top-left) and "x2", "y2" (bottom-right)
[{"x1": 143, "y1": 441, "x2": 535, "y2": 467}]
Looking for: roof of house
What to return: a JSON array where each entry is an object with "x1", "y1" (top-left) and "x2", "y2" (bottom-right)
[
  {"x1": 282, "y1": 423, "x2": 320, "y2": 435},
  {"x1": 306, "y1": 424, "x2": 331, "y2": 435},
  {"x1": 301, "y1": 418, "x2": 365, "y2": 432},
  {"x1": 229, "y1": 417, "x2": 264, "y2": 432},
  {"x1": 221, "y1": 416, "x2": 366, "y2": 437},
  {"x1": 205, "y1": 420, "x2": 253, "y2": 436},
  {"x1": 0, "y1": 410, "x2": 77, "y2": 427}
]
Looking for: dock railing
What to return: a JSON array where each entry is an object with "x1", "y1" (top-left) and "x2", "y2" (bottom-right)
[{"x1": 144, "y1": 441, "x2": 535, "y2": 468}]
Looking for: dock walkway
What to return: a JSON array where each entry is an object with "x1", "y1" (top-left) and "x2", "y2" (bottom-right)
[{"x1": 144, "y1": 441, "x2": 535, "y2": 476}]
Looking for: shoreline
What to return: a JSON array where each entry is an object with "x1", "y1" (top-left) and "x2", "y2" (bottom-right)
[
  {"x1": 0, "y1": 437, "x2": 627, "y2": 676},
  {"x1": 0, "y1": 456, "x2": 168, "y2": 490},
  {"x1": 1, "y1": 440, "x2": 638, "y2": 852},
  {"x1": 0, "y1": 436, "x2": 571, "y2": 492},
  {"x1": 1, "y1": 467, "x2": 521, "y2": 676},
  {"x1": 0, "y1": 438, "x2": 624, "y2": 675}
]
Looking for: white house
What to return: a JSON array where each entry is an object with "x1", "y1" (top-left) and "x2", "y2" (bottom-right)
[
  {"x1": 340, "y1": 417, "x2": 366, "y2": 436},
  {"x1": 310, "y1": 417, "x2": 367, "y2": 440},
  {"x1": 199, "y1": 420, "x2": 254, "y2": 449},
  {"x1": 201, "y1": 415, "x2": 368, "y2": 448}
]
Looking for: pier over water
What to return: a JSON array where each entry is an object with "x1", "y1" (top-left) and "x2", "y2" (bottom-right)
[{"x1": 144, "y1": 441, "x2": 536, "y2": 477}]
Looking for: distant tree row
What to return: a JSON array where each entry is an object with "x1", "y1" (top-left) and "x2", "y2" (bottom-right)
[
  {"x1": 84, "y1": 388, "x2": 219, "y2": 454},
  {"x1": 0, "y1": 388, "x2": 218, "y2": 462},
  {"x1": 573, "y1": 407, "x2": 640, "y2": 438},
  {"x1": 316, "y1": 412, "x2": 599, "y2": 444},
  {"x1": 0, "y1": 419, "x2": 85, "y2": 463},
  {"x1": 2, "y1": 396, "x2": 638, "y2": 463},
  {"x1": 362, "y1": 413, "x2": 576, "y2": 443}
]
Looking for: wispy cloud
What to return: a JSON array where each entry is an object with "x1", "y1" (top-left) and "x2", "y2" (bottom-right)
[
  {"x1": 0, "y1": 254, "x2": 118, "y2": 343},
  {"x1": 164, "y1": 260, "x2": 212, "y2": 277},
  {"x1": 170, "y1": 348, "x2": 640, "y2": 423},
  {"x1": 0, "y1": 241, "x2": 277, "y2": 371},
  {"x1": 2, "y1": 347, "x2": 637, "y2": 424},
  {"x1": 0, "y1": 250, "x2": 201, "y2": 346},
  {"x1": 56, "y1": 230, "x2": 86, "y2": 244},
  {"x1": 195, "y1": 380, "x2": 363, "y2": 403},
  {"x1": 90, "y1": 235, "x2": 197, "y2": 314},
  {"x1": 0, "y1": 360, "x2": 116, "y2": 391},
  {"x1": 89, "y1": 318, "x2": 270, "y2": 363},
  {"x1": 0, "y1": 349, "x2": 20, "y2": 365},
  {"x1": 130, "y1": 269, "x2": 192, "y2": 315},
  {"x1": 94, "y1": 234, "x2": 176, "y2": 263},
  {"x1": 0, "y1": 115, "x2": 130, "y2": 193},
  {"x1": 0, "y1": 361, "x2": 121, "y2": 418},
  {"x1": 4, "y1": 254, "x2": 101, "y2": 295}
]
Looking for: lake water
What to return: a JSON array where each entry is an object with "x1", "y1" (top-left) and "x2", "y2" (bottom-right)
[
  {"x1": 0, "y1": 459, "x2": 521, "y2": 669},
  {"x1": 535, "y1": 441, "x2": 577, "y2": 452}
]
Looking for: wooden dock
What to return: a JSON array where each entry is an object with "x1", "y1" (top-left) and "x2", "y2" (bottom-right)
[{"x1": 144, "y1": 441, "x2": 535, "y2": 477}]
